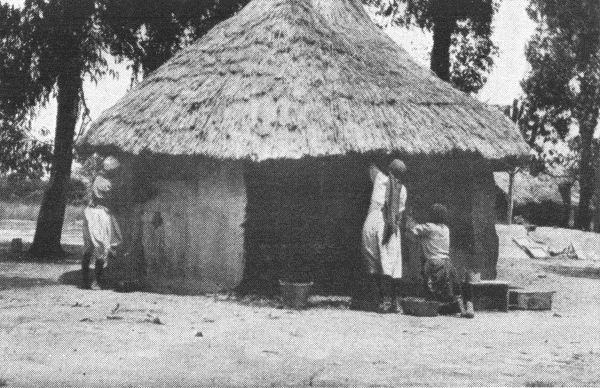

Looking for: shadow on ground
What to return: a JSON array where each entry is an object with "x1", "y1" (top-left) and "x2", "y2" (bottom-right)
[
  {"x1": 543, "y1": 264, "x2": 600, "y2": 280},
  {"x1": 0, "y1": 275, "x2": 58, "y2": 290},
  {"x1": 58, "y1": 269, "x2": 82, "y2": 287}
]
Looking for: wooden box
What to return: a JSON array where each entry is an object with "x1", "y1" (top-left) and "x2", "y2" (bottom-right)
[
  {"x1": 509, "y1": 290, "x2": 555, "y2": 310},
  {"x1": 469, "y1": 280, "x2": 510, "y2": 312}
]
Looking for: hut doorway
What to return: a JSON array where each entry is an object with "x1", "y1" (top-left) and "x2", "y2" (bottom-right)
[{"x1": 239, "y1": 157, "x2": 373, "y2": 295}]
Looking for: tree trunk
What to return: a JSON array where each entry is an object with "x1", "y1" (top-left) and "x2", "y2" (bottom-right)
[
  {"x1": 558, "y1": 182, "x2": 572, "y2": 228},
  {"x1": 594, "y1": 163, "x2": 600, "y2": 232},
  {"x1": 430, "y1": 16, "x2": 454, "y2": 82},
  {"x1": 507, "y1": 170, "x2": 515, "y2": 225},
  {"x1": 575, "y1": 110, "x2": 599, "y2": 231},
  {"x1": 29, "y1": 71, "x2": 81, "y2": 258}
]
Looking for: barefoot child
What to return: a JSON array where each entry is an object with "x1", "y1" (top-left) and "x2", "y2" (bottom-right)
[{"x1": 407, "y1": 203, "x2": 474, "y2": 318}]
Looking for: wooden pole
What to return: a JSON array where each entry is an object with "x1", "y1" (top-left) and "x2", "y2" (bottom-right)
[{"x1": 507, "y1": 169, "x2": 516, "y2": 225}]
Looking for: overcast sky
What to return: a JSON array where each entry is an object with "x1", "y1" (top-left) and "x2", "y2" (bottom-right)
[{"x1": 4, "y1": 0, "x2": 536, "y2": 137}]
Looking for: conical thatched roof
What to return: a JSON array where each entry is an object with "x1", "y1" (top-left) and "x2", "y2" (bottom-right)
[{"x1": 81, "y1": 0, "x2": 529, "y2": 162}]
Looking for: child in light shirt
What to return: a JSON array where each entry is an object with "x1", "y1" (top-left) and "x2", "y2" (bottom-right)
[{"x1": 407, "y1": 203, "x2": 474, "y2": 318}]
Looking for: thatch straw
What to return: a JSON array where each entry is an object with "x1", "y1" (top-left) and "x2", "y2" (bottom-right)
[{"x1": 81, "y1": 0, "x2": 529, "y2": 162}]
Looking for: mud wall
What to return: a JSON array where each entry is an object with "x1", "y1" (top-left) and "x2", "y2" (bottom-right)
[
  {"x1": 240, "y1": 157, "x2": 373, "y2": 295},
  {"x1": 240, "y1": 155, "x2": 500, "y2": 296},
  {"x1": 111, "y1": 156, "x2": 246, "y2": 293},
  {"x1": 111, "y1": 153, "x2": 499, "y2": 296}
]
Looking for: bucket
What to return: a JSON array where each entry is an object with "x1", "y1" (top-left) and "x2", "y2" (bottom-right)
[{"x1": 279, "y1": 280, "x2": 313, "y2": 309}]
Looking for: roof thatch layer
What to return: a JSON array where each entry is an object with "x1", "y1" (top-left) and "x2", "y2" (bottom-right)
[{"x1": 81, "y1": 0, "x2": 529, "y2": 162}]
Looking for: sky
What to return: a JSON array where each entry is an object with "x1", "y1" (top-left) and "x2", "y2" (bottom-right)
[{"x1": 4, "y1": 0, "x2": 537, "y2": 138}]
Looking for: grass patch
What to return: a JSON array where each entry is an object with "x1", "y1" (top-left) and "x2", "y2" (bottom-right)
[
  {"x1": 0, "y1": 176, "x2": 86, "y2": 222},
  {"x1": 0, "y1": 201, "x2": 84, "y2": 222}
]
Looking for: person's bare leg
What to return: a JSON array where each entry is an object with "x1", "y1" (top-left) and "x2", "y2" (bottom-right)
[
  {"x1": 461, "y1": 282, "x2": 475, "y2": 318},
  {"x1": 92, "y1": 259, "x2": 104, "y2": 290}
]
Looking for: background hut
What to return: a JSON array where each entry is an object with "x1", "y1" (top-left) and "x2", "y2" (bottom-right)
[
  {"x1": 495, "y1": 171, "x2": 585, "y2": 228},
  {"x1": 79, "y1": 0, "x2": 529, "y2": 295}
]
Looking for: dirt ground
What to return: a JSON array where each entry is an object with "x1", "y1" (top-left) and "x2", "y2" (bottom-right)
[{"x1": 2, "y1": 225, "x2": 600, "y2": 387}]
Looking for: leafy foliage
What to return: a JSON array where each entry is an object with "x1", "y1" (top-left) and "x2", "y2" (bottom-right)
[
  {"x1": 0, "y1": 0, "x2": 252, "y2": 161},
  {"x1": 0, "y1": 119, "x2": 51, "y2": 178},
  {"x1": 365, "y1": 0, "x2": 499, "y2": 93},
  {"x1": 521, "y1": 0, "x2": 600, "y2": 229},
  {"x1": 99, "y1": 0, "x2": 249, "y2": 76}
]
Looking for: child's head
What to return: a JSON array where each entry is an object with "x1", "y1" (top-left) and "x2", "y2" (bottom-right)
[
  {"x1": 429, "y1": 203, "x2": 448, "y2": 224},
  {"x1": 102, "y1": 156, "x2": 121, "y2": 177}
]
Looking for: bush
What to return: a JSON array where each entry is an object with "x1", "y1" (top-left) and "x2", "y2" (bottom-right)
[
  {"x1": 67, "y1": 177, "x2": 88, "y2": 205},
  {"x1": 0, "y1": 175, "x2": 88, "y2": 205},
  {"x1": 0, "y1": 176, "x2": 46, "y2": 202}
]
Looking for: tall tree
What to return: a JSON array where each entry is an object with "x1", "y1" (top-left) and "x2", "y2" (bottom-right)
[
  {"x1": 521, "y1": 0, "x2": 600, "y2": 230},
  {"x1": 0, "y1": 0, "x2": 248, "y2": 258},
  {"x1": 0, "y1": 0, "x2": 105, "y2": 257},
  {"x1": 366, "y1": 0, "x2": 499, "y2": 93}
]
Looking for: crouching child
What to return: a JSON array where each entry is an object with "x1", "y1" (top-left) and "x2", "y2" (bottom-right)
[{"x1": 406, "y1": 204, "x2": 474, "y2": 318}]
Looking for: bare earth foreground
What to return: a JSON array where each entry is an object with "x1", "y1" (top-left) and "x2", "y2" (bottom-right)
[{"x1": 1, "y1": 224, "x2": 600, "y2": 387}]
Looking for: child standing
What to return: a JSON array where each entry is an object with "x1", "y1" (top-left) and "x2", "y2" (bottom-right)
[
  {"x1": 81, "y1": 156, "x2": 123, "y2": 289},
  {"x1": 407, "y1": 204, "x2": 474, "y2": 318},
  {"x1": 361, "y1": 160, "x2": 408, "y2": 313}
]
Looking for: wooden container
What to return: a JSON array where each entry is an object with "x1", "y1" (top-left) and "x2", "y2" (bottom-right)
[
  {"x1": 509, "y1": 290, "x2": 555, "y2": 310},
  {"x1": 400, "y1": 297, "x2": 440, "y2": 317},
  {"x1": 470, "y1": 280, "x2": 510, "y2": 312},
  {"x1": 279, "y1": 281, "x2": 313, "y2": 309}
]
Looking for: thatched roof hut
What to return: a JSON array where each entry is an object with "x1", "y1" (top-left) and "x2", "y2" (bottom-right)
[
  {"x1": 83, "y1": 0, "x2": 526, "y2": 162},
  {"x1": 494, "y1": 171, "x2": 586, "y2": 227},
  {"x1": 80, "y1": 0, "x2": 528, "y2": 296},
  {"x1": 494, "y1": 172, "x2": 578, "y2": 208}
]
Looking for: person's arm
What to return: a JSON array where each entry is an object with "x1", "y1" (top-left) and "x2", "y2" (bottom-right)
[
  {"x1": 369, "y1": 163, "x2": 382, "y2": 183},
  {"x1": 405, "y1": 215, "x2": 417, "y2": 231},
  {"x1": 404, "y1": 215, "x2": 419, "y2": 243},
  {"x1": 396, "y1": 185, "x2": 408, "y2": 228},
  {"x1": 410, "y1": 222, "x2": 432, "y2": 238},
  {"x1": 398, "y1": 185, "x2": 407, "y2": 214}
]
